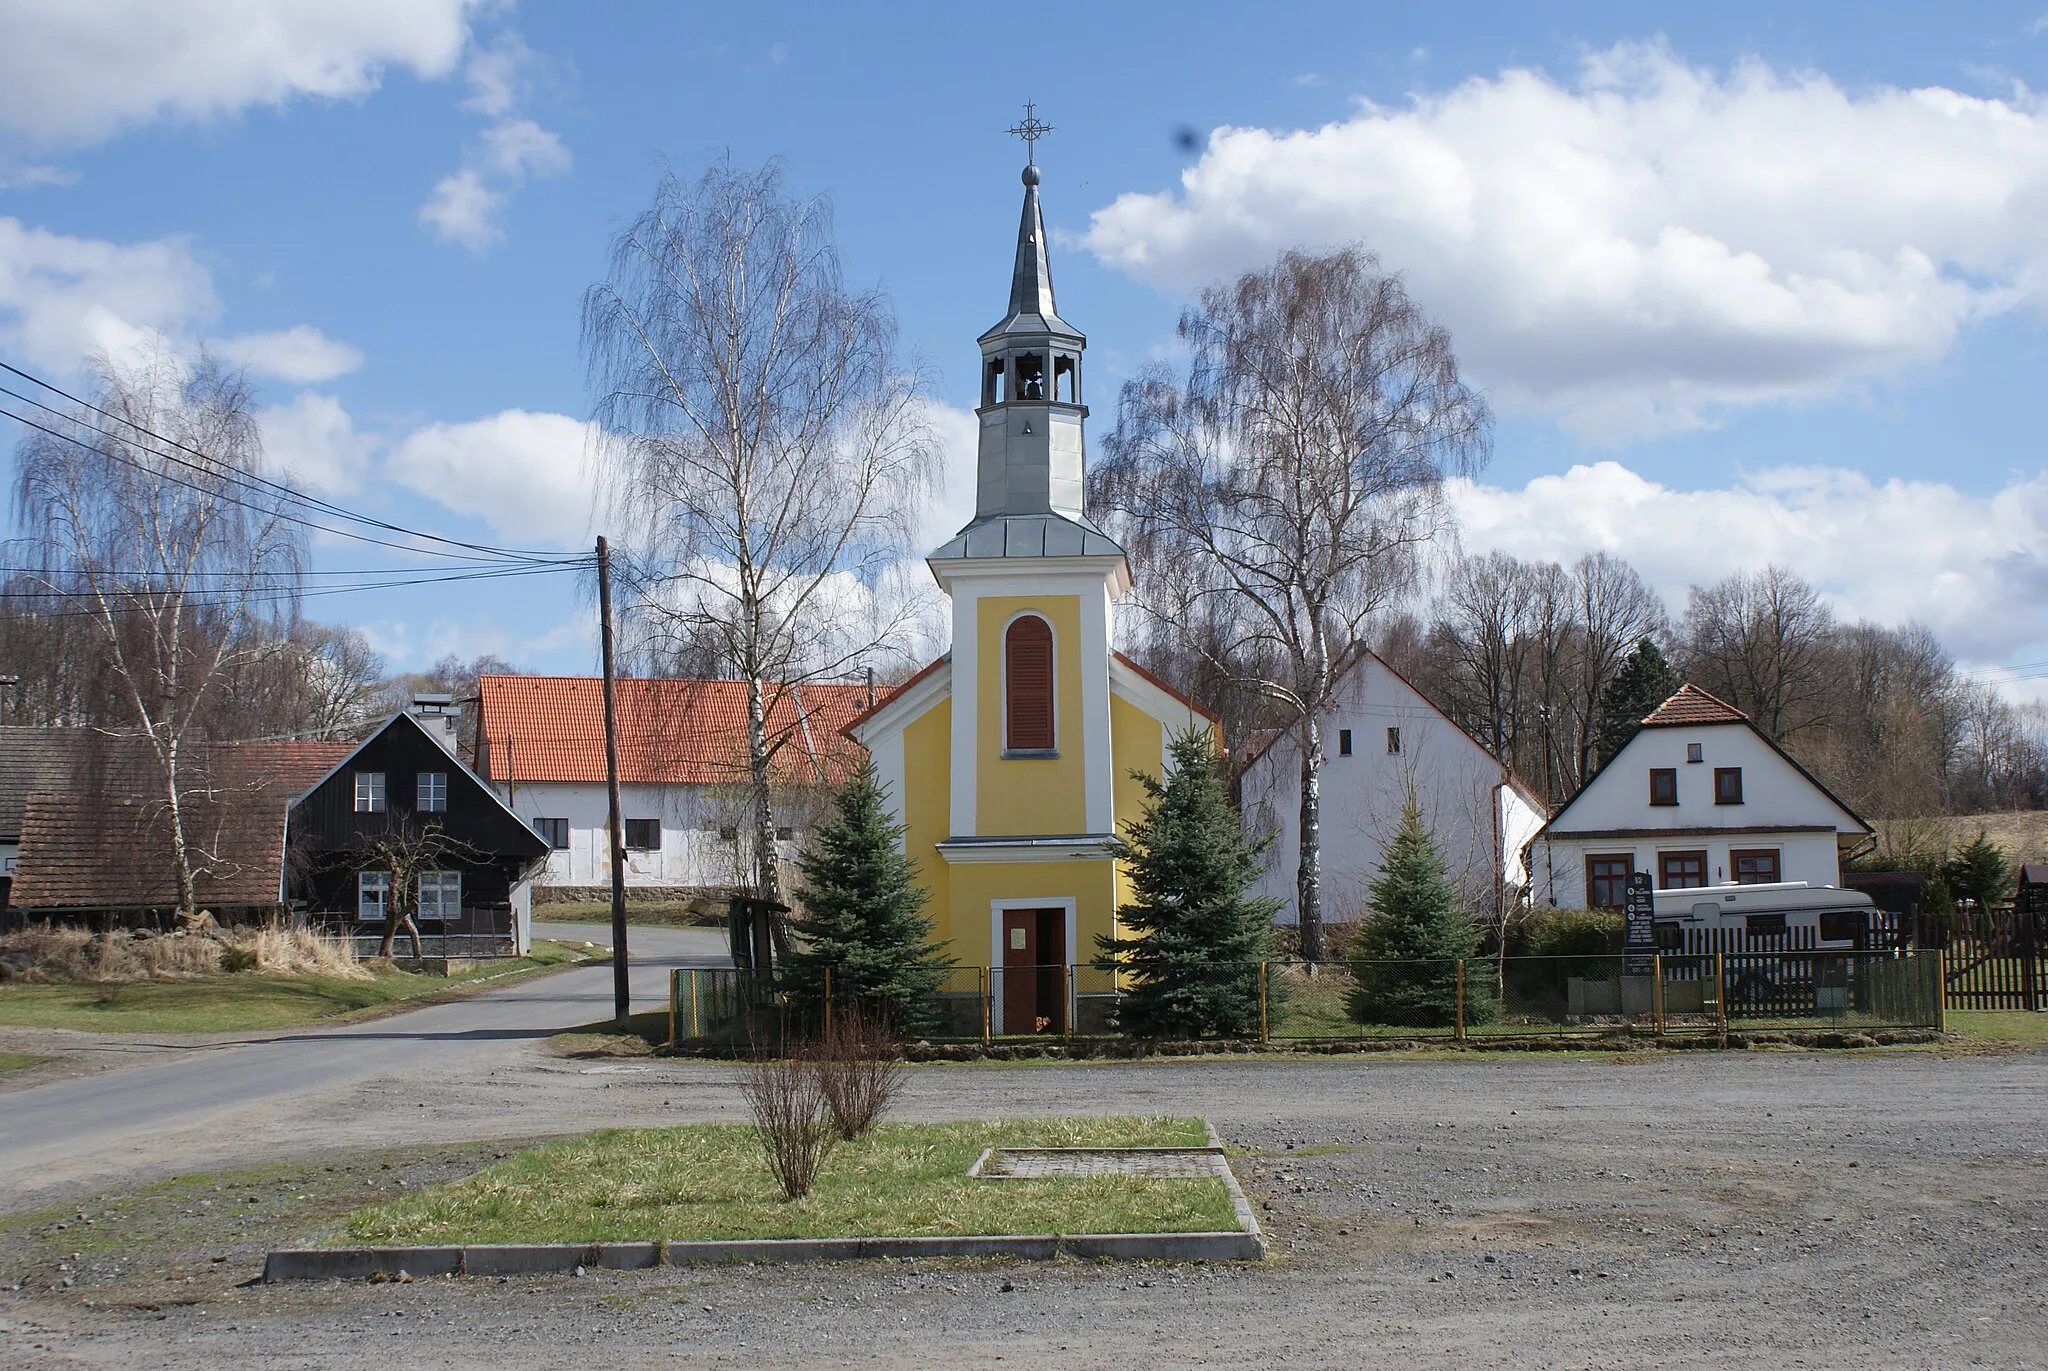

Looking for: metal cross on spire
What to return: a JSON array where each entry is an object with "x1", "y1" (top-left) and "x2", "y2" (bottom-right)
[{"x1": 1008, "y1": 102, "x2": 1053, "y2": 165}]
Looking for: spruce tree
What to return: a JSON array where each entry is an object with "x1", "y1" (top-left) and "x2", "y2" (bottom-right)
[
  {"x1": 1348, "y1": 803, "x2": 1497, "y2": 1027},
  {"x1": 1945, "y1": 831, "x2": 2011, "y2": 912},
  {"x1": 785, "y1": 759, "x2": 950, "y2": 1034},
  {"x1": 1097, "y1": 728, "x2": 1280, "y2": 1039},
  {"x1": 1593, "y1": 638, "x2": 1683, "y2": 769}
]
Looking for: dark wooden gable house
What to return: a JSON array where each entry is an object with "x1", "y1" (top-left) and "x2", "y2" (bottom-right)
[{"x1": 287, "y1": 710, "x2": 549, "y2": 956}]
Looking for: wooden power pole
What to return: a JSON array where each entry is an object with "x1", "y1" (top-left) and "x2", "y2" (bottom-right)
[{"x1": 597, "y1": 536, "x2": 631, "y2": 1031}]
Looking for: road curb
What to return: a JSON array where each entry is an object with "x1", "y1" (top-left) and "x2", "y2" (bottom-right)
[{"x1": 264, "y1": 1228, "x2": 1262, "y2": 1281}]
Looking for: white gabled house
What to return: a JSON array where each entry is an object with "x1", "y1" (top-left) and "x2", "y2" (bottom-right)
[
  {"x1": 1524, "y1": 683, "x2": 1874, "y2": 910},
  {"x1": 1238, "y1": 652, "x2": 1550, "y2": 924},
  {"x1": 472, "y1": 675, "x2": 869, "y2": 900}
]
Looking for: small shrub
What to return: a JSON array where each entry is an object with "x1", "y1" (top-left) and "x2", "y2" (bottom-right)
[
  {"x1": 815, "y1": 1001, "x2": 904, "y2": 1141},
  {"x1": 738, "y1": 1041, "x2": 839, "y2": 1201},
  {"x1": 1512, "y1": 908, "x2": 1623, "y2": 959}
]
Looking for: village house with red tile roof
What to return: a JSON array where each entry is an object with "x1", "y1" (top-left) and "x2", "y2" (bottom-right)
[
  {"x1": 472, "y1": 675, "x2": 871, "y2": 899},
  {"x1": 1523, "y1": 684, "x2": 1874, "y2": 910}
]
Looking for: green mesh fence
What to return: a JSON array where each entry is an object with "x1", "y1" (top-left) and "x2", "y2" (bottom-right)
[{"x1": 672, "y1": 951, "x2": 1944, "y2": 1046}]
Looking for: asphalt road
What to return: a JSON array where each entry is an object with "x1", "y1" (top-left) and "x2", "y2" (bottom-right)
[{"x1": 0, "y1": 922, "x2": 727, "y2": 1201}]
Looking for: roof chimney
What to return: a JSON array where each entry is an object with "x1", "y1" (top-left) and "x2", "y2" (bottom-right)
[{"x1": 408, "y1": 693, "x2": 461, "y2": 754}]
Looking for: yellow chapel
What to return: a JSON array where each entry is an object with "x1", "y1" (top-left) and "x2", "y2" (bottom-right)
[{"x1": 846, "y1": 154, "x2": 1213, "y2": 1035}]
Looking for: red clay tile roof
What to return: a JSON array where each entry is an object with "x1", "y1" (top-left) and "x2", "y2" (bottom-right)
[
  {"x1": 475, "y1": 676, "x2": 870, "y2": 786},
  {"x1": 1639, "y1": 683, "x2": 1750, "y2": 728},
  {"x1": 10, "y1": 739, "x2": 350, "y2": 911}
]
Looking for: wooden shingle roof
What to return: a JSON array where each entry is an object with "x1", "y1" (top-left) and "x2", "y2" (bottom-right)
[{"x1": 10, "y1": 740, "x2": 349, "y2": 911}]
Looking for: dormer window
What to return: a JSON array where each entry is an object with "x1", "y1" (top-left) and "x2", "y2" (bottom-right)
[{"x1": 1015, "y1": 352, "x2": 1045, "y2": 400}]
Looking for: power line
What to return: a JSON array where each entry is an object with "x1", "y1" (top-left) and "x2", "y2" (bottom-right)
[
  {"x1": 0, "y1": 361, "x2": 583, "y2": 565},
  {"x1": 0, "y1": 561, "x2": 585, "y2": 621}
]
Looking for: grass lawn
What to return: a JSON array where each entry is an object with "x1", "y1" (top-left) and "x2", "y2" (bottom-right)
[
  {"x1": 1947, "y1": 1010, "x2": 2048, "y2": 1045},
  {"x1": 0, "y1": 1049, "x2": 51, "y2": 1073},
  {"x1": 0, "y1": 939, "x2": 597, "y2": 1035},
  {"x1": 536, "y1": 901, "x2": 716, "y2": 928},
  {"x1": 344, "y1": 1117, "x2": 1235, "y2": 1245}
]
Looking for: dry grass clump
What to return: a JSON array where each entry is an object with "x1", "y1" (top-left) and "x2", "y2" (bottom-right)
[
  {"x1": 0, "y1": 923, "x2": 367, "y2": 983},
  {"x1": 227, "y1": 926, "x2": 370, "y2": 980}
]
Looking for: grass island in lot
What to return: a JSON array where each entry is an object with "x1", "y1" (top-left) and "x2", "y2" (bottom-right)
[
  {"x1": 342, "y1": 1117, "x2": 1233, "y2": 1246},
  {"x1": 0, "y1": 939, "x2": 601, "y2": 1036}
]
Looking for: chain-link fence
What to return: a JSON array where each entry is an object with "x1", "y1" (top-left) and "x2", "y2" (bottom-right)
[{"x1": 670, "y1": 950, "x2": 1946, "y2": 1047}]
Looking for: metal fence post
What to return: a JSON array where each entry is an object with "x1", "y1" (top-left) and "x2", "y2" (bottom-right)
[
  {"x1": 980, "y1": 965, "x2": 991, "y2": 1044},
  {"x1": 1063, "y1": 964, "x2": 1073, "y2": 1042},
  {"x1": 1258, "y1": 961, "x2": 1270, "y2": 1045},
  {"x1": 1455, "y1": 959, "x2": 1467, "y2": 1041},
  {"x1": 1652, "y1": 953, "x2": 1664, "y2": 1037},
  {"x1": 823, "y1": 966, "x2": 833, "y2": 1041},
  {"x1": 668, "y1": 968, "x2": 678, "y2": 1049},
  {"x1": 689, "y1": 969, "x2": 700, "y2": 1041},
  {"x1": 1715, "y1": 952, "x2": 1728, "y2": 1046},
  {"x1": 1935, "y1": 948, "x2": 1948, "y2": 1032}
]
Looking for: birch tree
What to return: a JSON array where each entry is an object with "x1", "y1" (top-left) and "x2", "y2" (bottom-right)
[
  {"x1": 11, "y1": 350, "x2": 305, "y2": 925},
  {"x1": 583, "y1": 160, "x2": 938, "y2": 910},
  {"x1": 1091, "y1": 248, "x2": 1488, "y2": 961}
]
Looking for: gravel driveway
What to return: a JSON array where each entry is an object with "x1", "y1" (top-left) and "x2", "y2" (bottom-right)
[{"x1": 4, "y1": 1047, "x2": 2043, "y2": 1369}]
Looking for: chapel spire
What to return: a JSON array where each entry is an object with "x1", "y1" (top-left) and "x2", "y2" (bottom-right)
[{"x1": 927, "y1": 113, "x2": 1124, "y2": 573}]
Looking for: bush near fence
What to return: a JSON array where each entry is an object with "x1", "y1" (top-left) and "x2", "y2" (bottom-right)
[{"x1": 669, "y1": 949, "x2": 1946, "y2": 1048}]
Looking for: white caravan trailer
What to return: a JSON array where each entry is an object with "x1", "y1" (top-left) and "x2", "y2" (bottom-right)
[{"x1": 1651, "y1": 881, "x2": 1882, "y2": 951}]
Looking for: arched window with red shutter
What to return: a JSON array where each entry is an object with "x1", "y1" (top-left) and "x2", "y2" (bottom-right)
[{"x1": 1004, "y1": 614, "x2": 1055, "y2": 752}]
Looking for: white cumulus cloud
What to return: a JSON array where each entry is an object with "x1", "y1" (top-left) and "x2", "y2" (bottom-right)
[
  {"x1": 0, "y1": 0, "x2": 479, "y2": 148},
  {"x1": 259, "y1": 391, "x2": 377, "y2": 495},
  {"x1": 1083, "y1": 42, "x2": 2048, "y2": 442},
  {"x1": 217, "y1": 325, "x2": 363, "y2": 384},
  {"x1": 1449, "y1": 461, "x2": 2048, "y2": 664},
  {"x1": 387, "y1": 409, "x2": 597, "y2": 548},
  {"x1": 419, "y1": 36, "x2": 570, "y2": 252},
  {"x1": 0, "y1": 216, "x2": 217, "y2": 370}
]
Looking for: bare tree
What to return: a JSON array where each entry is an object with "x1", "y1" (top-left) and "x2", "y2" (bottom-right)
[
  {"x1": 1680, "y1": 565, "x2": 1835, "y2": 741},
  {"x1": 344, "y1": 813, "x2": 482, "y2": 960},
  {"x1": 584, "y1": 160, "x2": 938, "y2": 912},
  {"x1": 11, "y1": 349, "x2": 305, "y2": 925},
  {"x1": 1092, "y1": 248, "x2": 1489, "y2": 960},
  {"x1": 1433, "y1": 551, "x2": 1536, "y2": 762},
  {"x1": 1566, "y1": 552, "x2": 1666, "y2": 787}
]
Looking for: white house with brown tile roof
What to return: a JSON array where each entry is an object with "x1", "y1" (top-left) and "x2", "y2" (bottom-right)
[
  {"x1": 472, "y1": 675, "x2": 870, "y2": 897},
  {"x1": 1523, "y1": 683, "x2": 1874, "y2": 910},
  {"x1": 1238, "y1": 652, "x2": 1550, "y2": 925}
]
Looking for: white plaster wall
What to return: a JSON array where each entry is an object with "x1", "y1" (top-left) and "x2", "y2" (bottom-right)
[
  {"x1": 1242, "y1": 658, "x2": 1530, "y2": 923},
  {"x1": 1551, "y1": 722, "x2": 1853, "y2": 835},
  {"x1": 1532, "y1": 832, "x2": 1844, "y2": 907},
  {"x1": 502, "y1": 780, "x2": 747, "y2": 891}
]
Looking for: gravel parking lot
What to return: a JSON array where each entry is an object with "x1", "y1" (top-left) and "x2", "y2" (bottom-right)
[{"x1": 4, "y1": 1047, "x2": 2044, "y2": 1369}]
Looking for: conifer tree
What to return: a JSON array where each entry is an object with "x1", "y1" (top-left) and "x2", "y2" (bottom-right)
[
  {"x1": 1097, "y1": 728, "x2": 1281, "y2": 1039},
  {"x1": 785, "y1": 759, "x2": 950, "y2": 1034},
  {"x1": 1348, "y1": 802, "x2": 1497, "y2": 1027},
  {"x1": 1593, "y1": 638, "x2": 1683, "y2": 769}
]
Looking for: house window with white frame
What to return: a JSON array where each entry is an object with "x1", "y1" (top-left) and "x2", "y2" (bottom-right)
[
  {"x1": 354, "y1": 771, "x2": 385, "y2": 813},
  {"x1": 357, "y1": 870, "x2": 391, "y2": 921},
  {"x1": 417, "y1": 771, "x2": 447, "y2": 813},
  {"x1": 417, "y1": 871, "x2": 461, "y2": 923}
]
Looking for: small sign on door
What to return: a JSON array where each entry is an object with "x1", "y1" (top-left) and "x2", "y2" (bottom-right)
[{"x1": 1010, "y1": 927, "x2": 1028, "y2": 950}]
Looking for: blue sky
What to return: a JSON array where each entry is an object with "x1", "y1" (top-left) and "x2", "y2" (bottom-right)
[{"x1": 2, "y1": 2, "x2": 2046, "y2": 688}]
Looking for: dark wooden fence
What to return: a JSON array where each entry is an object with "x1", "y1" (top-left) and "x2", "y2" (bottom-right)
[{"x1": 1941, "y1": 908, "x2": 2044, "y2": 1011}]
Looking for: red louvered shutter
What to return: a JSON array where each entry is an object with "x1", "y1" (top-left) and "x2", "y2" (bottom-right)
[{"x1": 1005, "y1": 616, "x2": 1055, "y2": 751}]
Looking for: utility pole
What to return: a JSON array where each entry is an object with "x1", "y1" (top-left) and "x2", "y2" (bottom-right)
[{"x1": 597, "y1": 536, "x2": 631, "y2": 1031}]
